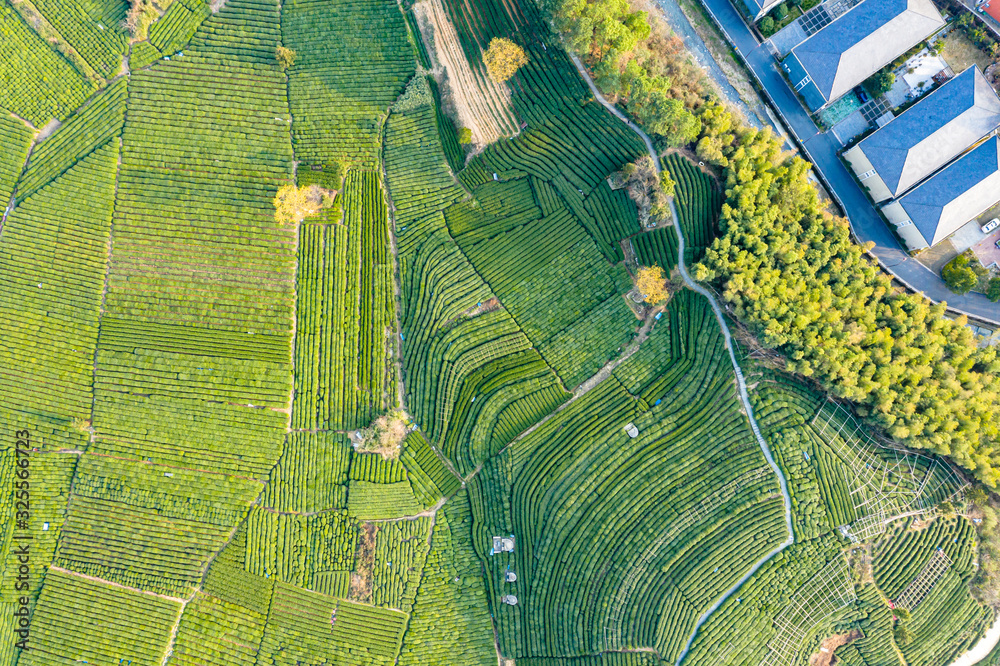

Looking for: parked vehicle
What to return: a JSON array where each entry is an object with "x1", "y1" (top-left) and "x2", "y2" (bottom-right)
[{"x1": 982, "y1": 218, "x2": 1000, "y2": 234}]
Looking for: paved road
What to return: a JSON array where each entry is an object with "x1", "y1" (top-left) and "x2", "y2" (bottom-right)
[
  {"x1": 690, "y1": 0, "x2": 1000, "y2": 325},
  {"x1": 570, "y1": 52, "x2": 796, "y2": 664}
]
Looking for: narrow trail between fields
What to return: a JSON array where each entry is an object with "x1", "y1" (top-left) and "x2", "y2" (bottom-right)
[
  {"x1": 569, "y1": 52, "x2": 796, "y2": 665},
  {"x1": 504, "y1": 306, "x2": 659, "y2": 450}
]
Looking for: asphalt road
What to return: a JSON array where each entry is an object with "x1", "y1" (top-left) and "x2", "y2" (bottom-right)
[{"x1": 692, "y1": 0, "x2": 1000, "y2": 325}]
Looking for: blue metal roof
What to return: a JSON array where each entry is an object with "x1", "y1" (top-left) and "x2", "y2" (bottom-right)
[
  {"x1": 792, "y1": 0, "x2": 910, "y2": 102},
  {"x1": 783, "y1": 55, "x2": 829, "y2": 111},
  {"x1": 857, "y1": 68, "x2": 979, "y2": 193},
  {"x1": 898, "y1": 137, "x2": 1000, "y2": 244}
]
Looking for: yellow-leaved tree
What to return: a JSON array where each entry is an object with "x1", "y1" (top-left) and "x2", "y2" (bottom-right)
[
  {"x1": 483, "y1": 37, "x2": 528, "y2": 83},
  {"x1": 635, "y1": 265, "x2": 668, "y2": 304},
  {"x1": 274, "y1": 184, "x2": 326, "y2": 225}
]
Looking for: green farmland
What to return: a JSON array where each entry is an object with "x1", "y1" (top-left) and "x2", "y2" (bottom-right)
[{"x1": 0, "y1": 0, "x2": 995, "y2": 664}]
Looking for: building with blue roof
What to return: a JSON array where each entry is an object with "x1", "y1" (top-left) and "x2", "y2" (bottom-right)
[
  {"x1": 882, "y1": 136, "x2": 1000, "y2": 249},
  {"x1": 781, "y1": 0, "x2": 945, "y2": 111},
  {"x1": 844, "y1": 67, "x2": 1000, "y2": 202}
]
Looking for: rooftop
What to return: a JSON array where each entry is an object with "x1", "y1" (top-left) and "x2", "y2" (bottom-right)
[
  {"x1": 896, "y1": 136, "x2": 1000, "y2": 246},
  {"x1": 790, "y1": 0, "x2": 945, "y2": 105},
  {"x1": 855, "y1": 67, "x2": 1000, "y2": 197}
]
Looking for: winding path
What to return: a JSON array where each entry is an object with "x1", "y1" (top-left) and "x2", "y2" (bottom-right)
[{"x1": 568, "y1": 53, "x2": 795, "y2": 665}]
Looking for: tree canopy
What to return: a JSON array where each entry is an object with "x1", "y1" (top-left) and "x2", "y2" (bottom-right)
[
  {"x1": 276, "y1": 45, "x2": 297, "y2": 69},
  {"x1": 863, "y1": 70, "x2": 895, "y2": 97},
  {"x1": 274, "y1": 184, "x2": 330, "y2": 225},
  {"x1": 542, "y1": 0, "x2": 703, "y2": 146},
  {"x1": 636, "y1": 265, "x2": 669, "y2": 303},
  {"x1": 692, "y1": 114, "x2": 1000, "y2": 486},
  {"x1": 942, "y1": 254, "x2": 979, "y2": 295},
  {"x1": 483, "y1": 38, "x2": 529, "y2": 82}
]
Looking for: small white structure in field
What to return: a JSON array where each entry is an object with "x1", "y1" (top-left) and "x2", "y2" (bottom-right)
[
  {"x1": 501, "y1": 595, "x2": 518, "y2": 606},
  {"x1": 492, "y1": 535, "x2": 515, "y2": 554},
  {"x1": 505, "y1": 571, "x2": 517, "y2": 583},
  {"x1": 625, "y1": 422, "x2": 639, "y2": 438}
]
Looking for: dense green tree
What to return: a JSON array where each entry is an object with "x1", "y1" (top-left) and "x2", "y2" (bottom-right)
[
  {"x1": 987, "y1": 276, "x2": 1000, "y2": 302},
  {"x1": 942, "y1": 254, "x2": 978, "y2": 294},
  {"x1": 543, "y1": 0, "x2": 702, "y2": 145},
  {"x1": 694, "y1": 115, "x2": 1000, "y2": 486},
  {"x1": 864, "y1": 70, "x2": 895, "y2": 97}
]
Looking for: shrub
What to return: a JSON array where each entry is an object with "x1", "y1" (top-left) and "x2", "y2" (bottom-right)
[
  {"x1": 864, "y1": 70, "x2": 895, "y2": 97},
  {"x1": 942, "y1": 254, "x2": 979, "y2": 294},
  {"x1": 987, "y1": 276, "x2": 1000, "y2": 302},
  {"x1": 773, "y1": 3, "x2": 789, "y2": 20},
  {"x1": 276, "y1": 44, "x2": 297, "y2": 69},
  {"x1": 760, "y1": 16, "x2": 775, "y2": 35},
  {"x1": 458, "y1": 127, "x2": 473, "y2": 144}
]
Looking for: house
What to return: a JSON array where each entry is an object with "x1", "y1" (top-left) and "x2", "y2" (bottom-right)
[
  {"x1": 882, "y1": 136, "x2": 1000, "y2": 249},
  {"x1": 781, "y1": 0, "x2": 945, "y2": 111},
  {"x1": 843, "y1": 67, "x2": 1000, "y2": 202}
]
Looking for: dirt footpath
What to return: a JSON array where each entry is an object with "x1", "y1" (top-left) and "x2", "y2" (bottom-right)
[
  {"x1": 809, "y1": 629, "x2": 864, "y2": 666},
  {"x1": 411, "y1": 0, "x2": 517, "y2": 148}
]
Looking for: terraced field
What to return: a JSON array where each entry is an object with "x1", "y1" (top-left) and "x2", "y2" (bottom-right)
[{"x1": 0, "y1": 0, "x2": 991, "y2": 663}]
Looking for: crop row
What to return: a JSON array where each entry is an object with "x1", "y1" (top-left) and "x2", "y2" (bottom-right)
[
  {"x1": 681, "y1": 536, "x2": 845, "y2": 664},
  {"x1": 901, "y1": 570, "x2": 991, "y2": 666},
  {"x1": 584, "y1": 180, "x2": 642, "y2": 261},
  {"x1": 0, "y1": 143, "x2": 118, "y2": 437},
  {"x1": 282, "y1": 0, "x2": 415, "y2": 168},
  {"x1": 348, "y1": 480, "x2": 424, "y2": 520},
  {"x1": 72, "y1": 452, "x2": 261, "y2": 526},
  {"x1": 150, "y1": 0, "x2": 212, "y2": 55},
  {"x1": 130, "y1": 40, "x2": 164, "y2": 69},
  {"x1": 370, "y1": 518, "x2": 433, "y2": 612},
  {"x1": 874, "y1": 515, "x2": 976, "y2": 596},
  {"x1": 352, "y1": 452, "x2": 408, "y2": 484},
  {"x1": 399, "y1": 430, "x2": 462, "y2": 506},
  {"x1": 536, "y1": 294, "x2": 637, "y2": 389},
  {"x1": 633, "y1": 226, "x2": 679, "y2": 273},
  {"x1": 466, "y1": 42, "x2": 645, "y2": 195},
  {"x1": 292, "y1": 171, "x2": 396, "y2": 430},
  {"x1": 184, "y1": 0, "x2": 284, "y2": 68},
  {"x1": 91, "y1": 391, "x2": 287, "y2": 479},
  {"x1": 383, "y1": 105, "x2": 465, "y2": 252},
  {"x1": 18, "y1": 78, "x2": 127, "y2": 200},
  {"x1": 203, "y1": 527, "x2": 275, "y2": 617},
  {"x1": 21, "y1": 570, "x2": 179, "y2": 666},
  {"x1": 664, "y1": 153, "x2": 722, "y2": 265},
  {"x1": 0, "y1": 1, "x2": 96, "y2": 126},
  {"x1": 244, "y1": 508, "x2": 358, "y2": 588},
  {"x1": 30, "y1": 0, "x2": 128, "y2": 77},
  {"x1": 55, "y1": 494, "x2": 233, "y2": 596},
  {"x1": 466, "y1": 291, "x2": 787, "y2": 658},
  {"x1": 0, "y1": 112, "x2": 32, "y2": 207},
  {"x1": 258, "y1": 582, "x2": 407, "y2": 665},
  {"x1": 168, "y1": 592, "x2": 268, "y2": 666},
  {"x1": 264, "y1": 431, "x2": 351, "y2": 513},
  {"x1": 459, "y1": 205, "x2": 622, "y2": 345},
  {"x1": 398, "y1": 492, "x2": 497, "y2": 666}
]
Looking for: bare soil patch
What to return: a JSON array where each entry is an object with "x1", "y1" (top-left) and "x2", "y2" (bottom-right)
[
  {"x1": 349, "y1": 522, "x2": 378, "y2": 603},
  {"x1": 412, "y1": 0, "x2": 517, "y2": 149},
  {"x1": 941, "y1": 31, "x2": 995, "y2": 75},
  {"x1": 808, "y1": 629, "x2": 863, "y2": 666}
]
